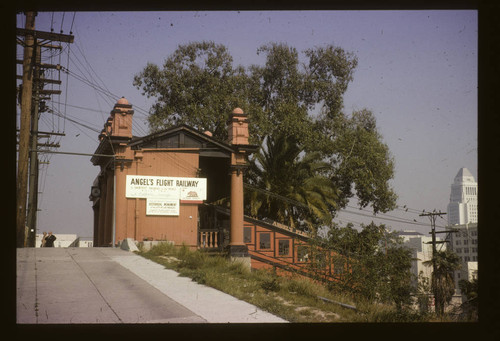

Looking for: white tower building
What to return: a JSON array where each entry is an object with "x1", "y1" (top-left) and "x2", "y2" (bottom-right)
[{"x1": 447, "y1": 168, "x2": 478, "y2": 225}]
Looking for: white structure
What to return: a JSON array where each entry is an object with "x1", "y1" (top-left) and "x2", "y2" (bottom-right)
[
  {"x1": 78, "y1": 239, "x2": 94, "y2": 247},
  {"x1": 445, "y1": 223, "x2": 478, "y2": 296},
  {"x1": 35, "y1": 234, "x2": 93, "y2": 247},
  {"x1": 447, "y1": 168, "x2": 478, "y2": 226},
  {"x1": 398, "y1": 230, "x2": 445, "y2": 289}
]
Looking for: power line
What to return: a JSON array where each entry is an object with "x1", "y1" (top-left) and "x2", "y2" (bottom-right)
[
  {"x1": 59, "y1": 65, "x2": 150, "y2": 136},
  {"x1": 340, "y1": 208, "x2": 432, "y2": 227},
  {"x1": 345, "y1": 203, "x2": 430, "y2": 226},
  {"x1": 48, "y1": 100, "x2": 107, "y2": 114},
  {"x1": 47, "y1": 107, "x2": 101, "y2": 133}
]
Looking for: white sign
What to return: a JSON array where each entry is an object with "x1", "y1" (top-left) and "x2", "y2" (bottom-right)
[
  {"x1": 146, "y1": 198, "x2": 179, "y2": 216},
  {"x1": 126, "y1": 175, "x2": 207, "y2": 201}
]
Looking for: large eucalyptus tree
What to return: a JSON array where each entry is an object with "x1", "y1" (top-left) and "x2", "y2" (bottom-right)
[{"x1": 134, "y1": 41, "x2": 397, "y2": 216}]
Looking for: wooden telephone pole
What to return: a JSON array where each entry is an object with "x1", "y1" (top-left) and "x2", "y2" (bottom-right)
[
  {"x1": 17, "y1": 11, "x2": 36, "y2": 247},
  {"x1": 16, "y1": 12, "x2": 73, "y2": 247},
  {"x1": 420, "y1": 210, "x2": 450, "y2": 314},
  {"x1": 420, "y1": 211, "x2": 447, "y2": 276}
]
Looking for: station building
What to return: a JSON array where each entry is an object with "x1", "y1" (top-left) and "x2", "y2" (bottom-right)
[{"x1": 89, "y1": 97, "x2": 347, "y2": 279}]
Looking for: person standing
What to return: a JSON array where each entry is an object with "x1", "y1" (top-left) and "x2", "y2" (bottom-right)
[
  {"x1": 40, "y1": 232, "x2": 47, "y2": 247},
  {"x1": 45, "y1": 231, "x2": 57, "y2": 247}
]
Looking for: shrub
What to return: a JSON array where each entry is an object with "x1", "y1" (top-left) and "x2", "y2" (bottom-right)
[
  {"x1": 190, "y1": 270, "x2": 207, "y2": 285},
  {"x1": 147, "y1": 241, "x2": 176, "y2": 256},
  {"x1": 371, "y1": 309, "x2": 430, "y2": 322},
  {"x1": 228, "y1": 260, "x2": 251, "y2": 275},
  {"x1": 285, "y1": 279, "x2": 317, "y2": 297},
  {"x1": 178, "y1": 249, "x2": 206, "y2": 270},
  {"x1": 261, "y1": 277, "x2": 281, "y2": 292}
]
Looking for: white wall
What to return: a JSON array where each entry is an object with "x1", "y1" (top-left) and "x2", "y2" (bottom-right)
[{"x1": 36, "y1": 234, "x2": 78, "y2": 247}]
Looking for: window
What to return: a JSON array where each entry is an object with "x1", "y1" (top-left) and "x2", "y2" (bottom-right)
[
  {"x1": 464, "y1": 248, "x2": 469, "y2": 253},
  {"x1": 472, "y1": 247, "x2": 477, "y2": 253},
  {"x1": 315, "y1": 252, "x2": 327, "y2": 269},
  {"x1": 259, "y1": 233, "x2": 271, "y2": 249},
  {"x1": 456, "y1": 240, "x2": 461, "y2": 245},
  {"x1": 244, "y1": 226, "x2": 252, "y2": 243},
  {"x1": 297, "y1": 245, "x2": 309, "y2": 262},
  {"x1": 472, "y1": 239, "x2": 477, "y2": 244},
  {"x1": 463, "y1": 239, "x2": 469, "y2": 245},
  {"x1": 456, "y1": 248, "x2": 462, "y2": 253},
  {"x1": 333, "y1": 259, "x2": 344, "y2": 275},
  {"x1": 278, "y1": 240, "x2": 290, "y2": 256}
]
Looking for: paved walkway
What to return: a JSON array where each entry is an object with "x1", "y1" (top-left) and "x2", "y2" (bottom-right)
[{"x1": 16, "y1": 247, "x2": 288, "y2": 324}]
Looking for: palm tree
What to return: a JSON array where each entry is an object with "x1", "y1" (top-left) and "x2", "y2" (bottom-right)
[
  {"x1": 423, "y1": 249, "x2": 461, "y2": 316},
  {"x1": 245, "y1": 134, "x2": 338, "y2": 233}
]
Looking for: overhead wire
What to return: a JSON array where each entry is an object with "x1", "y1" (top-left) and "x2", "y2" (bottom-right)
[
  {"x1": 345, "y1": 203, "x2": 426, "y2": 225},
  {"x1": 60, "y1": 12, "x2": 65, "y2": 33},
  {"x1": 31, "y1": 13, "x2": 445, "y2": 234},
  {"x1": 47, "y1": 106, "x2": 101, "y2": 133},
  {"x1": 62, "y1": 36, "x2": 72, "y2": 132},
  {"x1": 50, "y1": 12, "x2": 54, "y2": 32},
  {"x1": 70, "y1": 12, "x2": 76, "y2": 33},
  {"x1": 55, "y1": 17, "x2": 152, "y2": 137}
]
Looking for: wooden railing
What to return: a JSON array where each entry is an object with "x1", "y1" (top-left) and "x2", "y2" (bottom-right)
[{"x1": 198, "y1": 229, "x2": 221, "y2": 249}]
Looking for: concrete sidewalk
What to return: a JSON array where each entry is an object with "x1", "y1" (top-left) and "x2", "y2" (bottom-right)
[{"x1": 16, "y1": 247, "x2": 287, "y2": 324}]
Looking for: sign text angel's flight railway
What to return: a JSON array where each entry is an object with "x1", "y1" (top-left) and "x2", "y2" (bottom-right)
[{"x1": 126, "y1": 175, "x2": 207, "y2": 216}]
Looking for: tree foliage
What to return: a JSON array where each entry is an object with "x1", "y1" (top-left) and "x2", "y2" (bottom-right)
[
  {"x1": 458, "y1": 277, "x2": 478, "y2": 320},
  {"x1": 134, "y1": 40, "x2": 397, "y2": 215},
  {"x1": 245, "y1": 134, "x2": 337, "y2": 232},
  {"x1": 423, "y1": 249, "x2": 461, "y2": 316},
  {"x1": 326, "y1": 222, "x2": 413, "y2": 309},
  {"x1": 133, "y1": 41, "x2": 247, "y2": 139}
]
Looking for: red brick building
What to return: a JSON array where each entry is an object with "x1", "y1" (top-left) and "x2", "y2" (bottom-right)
[{"x1": 90, "y1": 98, "x2": 345, "y2": 280}]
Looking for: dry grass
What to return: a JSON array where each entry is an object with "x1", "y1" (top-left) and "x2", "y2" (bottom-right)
[{"x1": 137, "y1": 242, "x2": 436, "y2": 322}]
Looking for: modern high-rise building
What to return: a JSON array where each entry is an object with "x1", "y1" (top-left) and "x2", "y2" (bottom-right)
[{"x1": 447, "y1": 168, "x2": 478, "y2": 226}]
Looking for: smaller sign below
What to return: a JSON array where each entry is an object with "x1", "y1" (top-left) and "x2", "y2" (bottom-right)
[{"x1": 146, "y1": 198, "x2": 180, "y2": 216}]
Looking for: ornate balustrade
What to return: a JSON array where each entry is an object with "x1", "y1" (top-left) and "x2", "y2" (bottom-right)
[{"x1": 198, "y1": 229, "x2": 221, "y2": 249}]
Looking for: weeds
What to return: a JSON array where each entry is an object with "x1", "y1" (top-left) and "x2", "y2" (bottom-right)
[
  {"x1": 138, "y1": 243, "x2": 439, "y2": 322},
  {"x1": 261, "y1": 277, "x2": 281, "y2": 292}
]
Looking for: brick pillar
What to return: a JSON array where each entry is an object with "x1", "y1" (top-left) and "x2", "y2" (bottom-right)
[
  {"x1": 110, "y1": 97, "x2": 134, "y2": 138},
  {"x1": 227, "y1": 108, "x2": 251, "y2": 264}
]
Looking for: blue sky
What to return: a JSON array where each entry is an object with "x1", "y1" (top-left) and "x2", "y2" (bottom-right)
[{"x1": 16, "y1": 10, "x2": 477, "y2": 237}]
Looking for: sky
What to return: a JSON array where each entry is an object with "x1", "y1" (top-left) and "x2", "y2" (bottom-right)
[{"x1": 15, "y1": 10, "x2": 477, "y2": 239}]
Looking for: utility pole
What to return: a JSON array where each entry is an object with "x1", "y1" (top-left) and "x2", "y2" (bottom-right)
[
  {"x1": 420, "y1": 211, "x2": 447, "y2": 276},
  {"x1": 17, "y1": 11, "x2": 36, "y2": 247},
  {"x1": 17, "y1": 12, "x2": 74, "y2": 247},
  {"x1": 26, "y1": 44, "x2": 42, "y2": 248},
  {"x1": 420, "y1": 210, "x2": 447, "y2": 314}
]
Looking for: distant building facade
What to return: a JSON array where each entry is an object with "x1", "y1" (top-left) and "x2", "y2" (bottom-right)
[
  {"x1": 398, "y1": 230, "x2": 444, "y2": 289},
  {"x1": 445, "y1": 223, "x2": 478, "y2": 297},
  {"x1": 447, "y1": 168, "x2": 478, "y2": 226}
]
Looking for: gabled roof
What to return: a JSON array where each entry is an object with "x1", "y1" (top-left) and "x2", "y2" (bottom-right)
[{"x1": 128, "y1": 124, "x2": 234, "y2": 156}]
